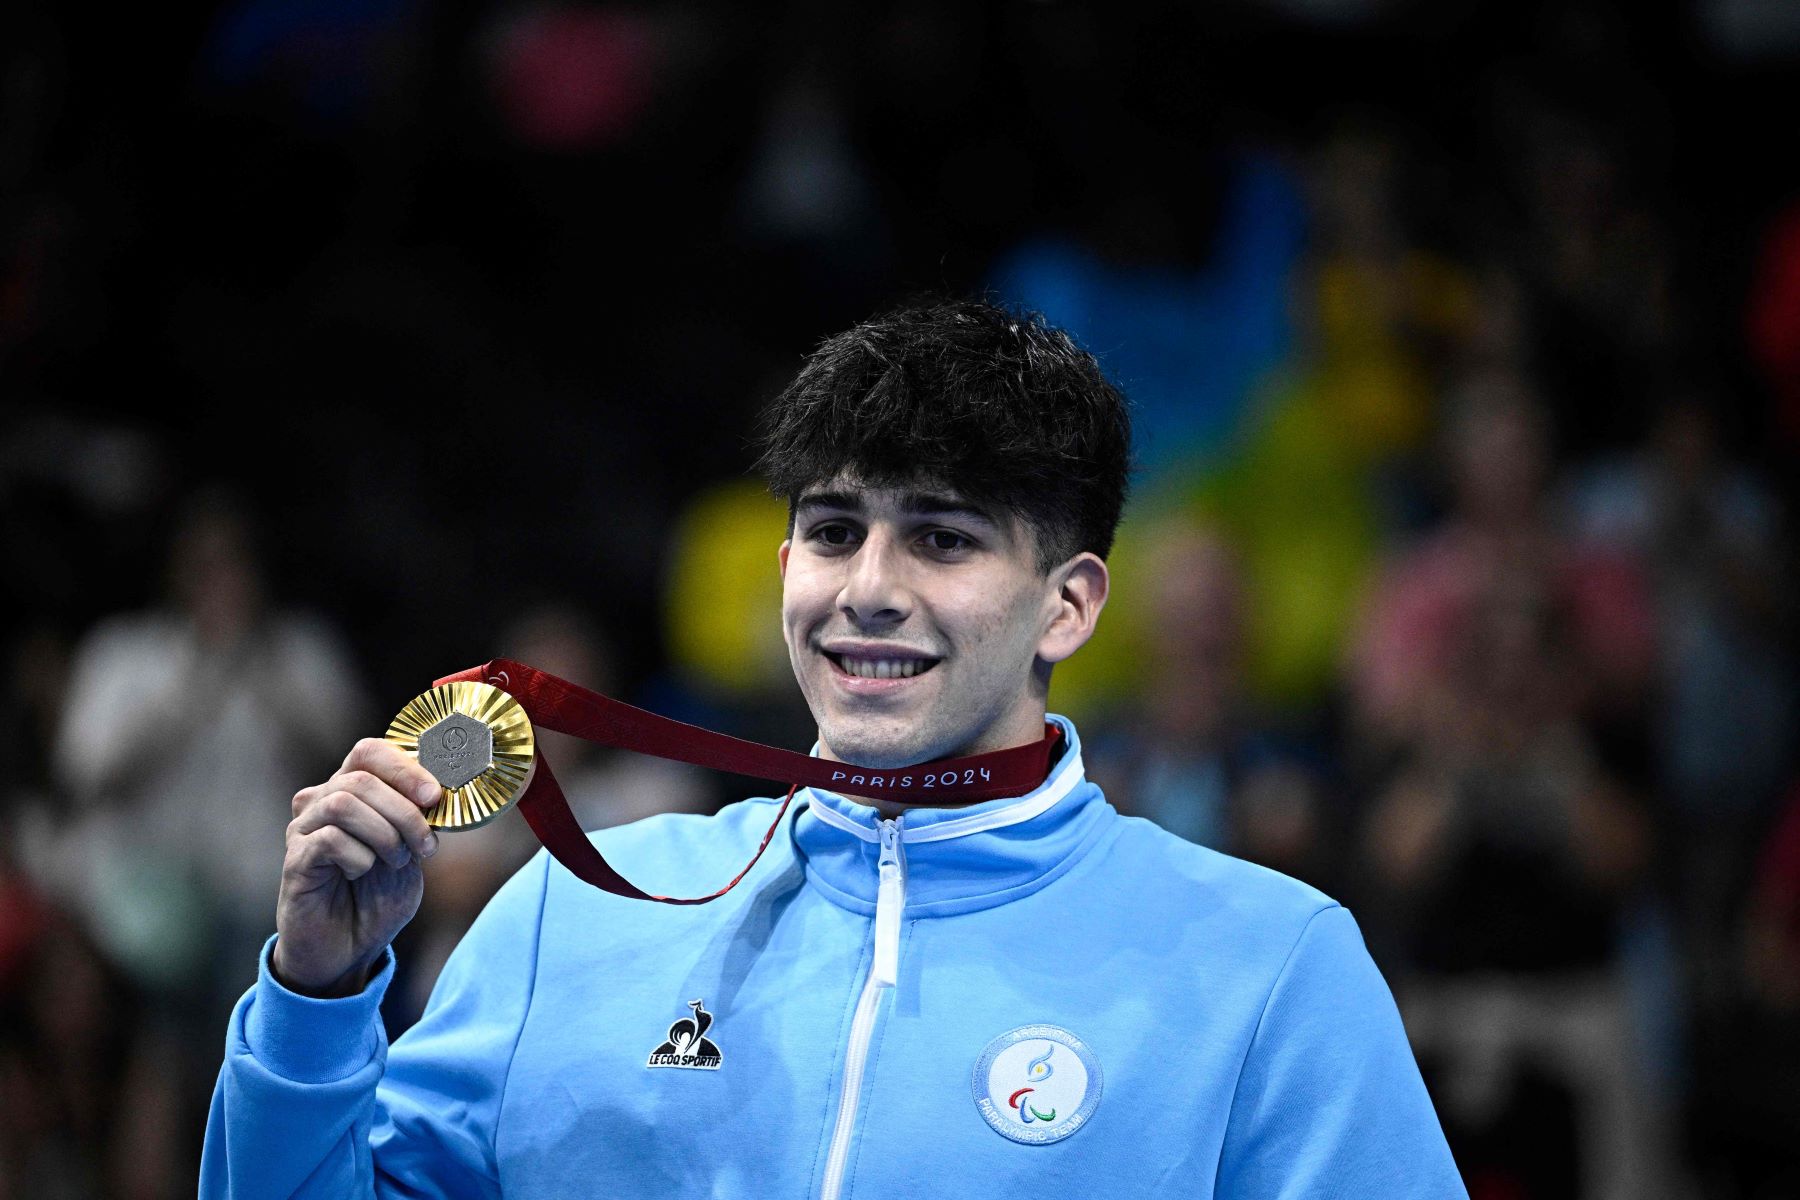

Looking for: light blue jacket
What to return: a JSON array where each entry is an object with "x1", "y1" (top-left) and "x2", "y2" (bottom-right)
[{"x1": 201, "y1": 717, "x2": 1465, "y2": 1197}]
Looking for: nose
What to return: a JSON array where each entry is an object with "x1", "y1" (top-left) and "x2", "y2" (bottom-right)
[{"x1": 836, "y1": 529, "x2": 911, "y2": 627}]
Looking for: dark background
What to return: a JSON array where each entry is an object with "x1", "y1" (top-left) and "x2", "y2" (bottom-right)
[{"x1": 4, "y1": 0, "x2": 1799, "y2": 1195}]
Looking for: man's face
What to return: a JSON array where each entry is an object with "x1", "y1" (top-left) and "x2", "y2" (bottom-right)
[{"x1": 778, "y1": 476, "x2": 1067, "y2": 769}]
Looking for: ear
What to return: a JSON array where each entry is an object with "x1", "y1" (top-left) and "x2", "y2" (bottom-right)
[
  {"x1": 1037, "y1": 552, "x2": 1109, "y2": 665},
  {"x1": 778, "y1": 538, "x2": 791, "y2": 580}
]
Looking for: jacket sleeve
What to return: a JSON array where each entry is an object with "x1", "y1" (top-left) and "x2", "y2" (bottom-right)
[
  {"x1": 200, "y1": 851, "x2": 552, "y2": 1199},
  {"x1": 1213, "y1": 904, "x2": 1467, "y2": 1199}
]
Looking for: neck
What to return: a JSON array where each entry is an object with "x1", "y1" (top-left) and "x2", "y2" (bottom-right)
[{"x1": 818, "y1": 711, "x2": 1058, "y2": 817}]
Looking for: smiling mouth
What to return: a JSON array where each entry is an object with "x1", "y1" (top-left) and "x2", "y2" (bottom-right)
[{"x1": 824, "y1": 652, "x2": 942, "y2": 680}]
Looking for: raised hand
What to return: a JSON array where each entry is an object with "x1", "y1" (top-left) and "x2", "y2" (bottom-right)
[{"x1": 272, "y1": 738, "x2": 443, "y2": 996}]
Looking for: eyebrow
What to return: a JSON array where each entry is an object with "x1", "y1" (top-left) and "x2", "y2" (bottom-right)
[{"x1": 793, "y1": 488, "x2": 1000, "y2": 526}]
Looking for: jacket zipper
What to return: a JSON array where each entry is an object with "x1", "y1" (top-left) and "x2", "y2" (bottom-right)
[{"x1": 819, "y1": 816, "x2": 906, "y2": 1200}]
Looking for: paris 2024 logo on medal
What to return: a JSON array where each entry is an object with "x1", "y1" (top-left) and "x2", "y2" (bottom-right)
[{"x1": 971, "y1": 1025, "x2": 1102, "y2": 1145}]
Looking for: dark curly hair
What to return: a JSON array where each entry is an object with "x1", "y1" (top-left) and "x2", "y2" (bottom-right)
[{"x1": 753, "y1": 297, "x2": 1133, "y2": 573}]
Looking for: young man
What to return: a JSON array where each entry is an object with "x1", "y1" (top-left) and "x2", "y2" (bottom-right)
[{"x1": 201, "y1": 299, "x2": 1465, "y2": 1197}]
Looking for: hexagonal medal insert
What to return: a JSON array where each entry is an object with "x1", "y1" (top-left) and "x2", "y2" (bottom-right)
[{"x1": 417, "y1": 712, "x2": 493, "y2": 789}]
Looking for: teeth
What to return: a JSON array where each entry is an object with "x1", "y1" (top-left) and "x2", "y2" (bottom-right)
[{"x1": 840, "y1": 657, "x2": 929, "y2": 679}]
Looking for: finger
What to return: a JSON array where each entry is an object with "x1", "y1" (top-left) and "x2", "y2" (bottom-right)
[
  {"x1": 343, "y1": 737, "x2": 444, "y2": 809},
  {"x1": 327, "y1": 769, "x2": 440, "y2": 861},
  {"x1": 291, "y1": 788, "x2": 413, "y2": 869},
  {"x1": 292, "y1": 782, "x2": 322, "y2": 819},
  {"x1": 287, "y1": 824, "x2": 380, "y2": 882}
]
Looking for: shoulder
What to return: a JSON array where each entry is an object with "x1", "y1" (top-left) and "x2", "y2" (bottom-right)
[
  {"x1": 61, "y1": 615, "x2": 190, "y2": 707},
  {"x1": 1098, "y1": 813, "x2": 1342, "y2": 954},
  {"x1": 72, "y1": 612, "x2": 183, "y2": 663},
  {"x1": 266, "y1": 610, "x2": 356, "y2": 660},
  {"x1": 1107, "y1": 813, "x2": 1337, "y2": 913}
]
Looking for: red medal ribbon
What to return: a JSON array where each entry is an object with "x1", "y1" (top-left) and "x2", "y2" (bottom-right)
[{"x1": 430, "y1": 659, "x2": 1061, "y2": 902}]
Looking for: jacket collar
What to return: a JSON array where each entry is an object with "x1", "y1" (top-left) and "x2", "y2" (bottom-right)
[{"x1": 790, "y1": 715, "x2": 1115, "y2": 917}]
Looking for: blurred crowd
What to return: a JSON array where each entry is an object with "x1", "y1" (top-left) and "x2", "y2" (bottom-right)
[{"x1": 3, "y1": 0, "x2": 1799, "y2": 1197}]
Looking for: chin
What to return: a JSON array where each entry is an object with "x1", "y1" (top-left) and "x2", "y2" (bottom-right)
[{"x1": 818, "y1": 716, "x2": 942, "y2": 770}]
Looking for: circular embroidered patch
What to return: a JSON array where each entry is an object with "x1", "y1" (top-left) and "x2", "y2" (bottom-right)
[{"x1": 971, "y1": 1025, "x2": 1102, "y2": 1145}]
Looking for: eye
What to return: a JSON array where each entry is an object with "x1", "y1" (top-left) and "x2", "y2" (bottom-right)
[
  {"x1": 809, "y1": 522, "x2": 858, "y2": 548},
  {"x1": 922, "y1": 528, "x2": 972, "y2": 554}
]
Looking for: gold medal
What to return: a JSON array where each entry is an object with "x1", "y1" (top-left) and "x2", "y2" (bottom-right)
[{"x1": 385, "y1": 681, "x2": 536, "y2": 830}]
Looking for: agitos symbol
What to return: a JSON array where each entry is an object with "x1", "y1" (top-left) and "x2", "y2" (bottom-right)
[{"x1": 1008, "y1": 1045, "x2": 1058, "y2": 1123}]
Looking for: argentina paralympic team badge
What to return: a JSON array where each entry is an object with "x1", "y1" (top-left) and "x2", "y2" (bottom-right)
[{"x1": 972, "y1": 1025, "x2": 1101, "y2": 1144}]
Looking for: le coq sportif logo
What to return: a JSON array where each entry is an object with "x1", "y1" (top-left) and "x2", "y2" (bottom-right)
[{"x1": 647, "y1": 999, "x2": 723, "y2": 1071}]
